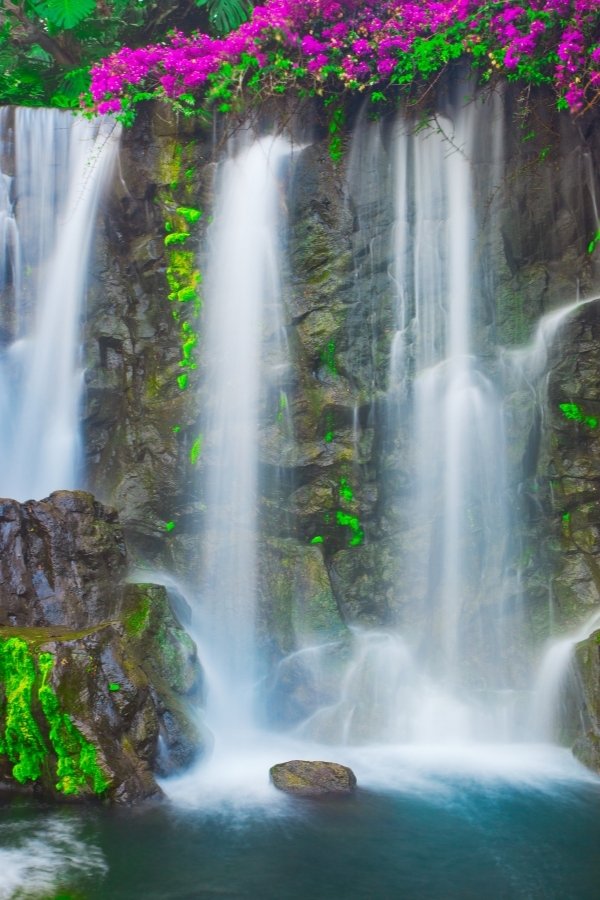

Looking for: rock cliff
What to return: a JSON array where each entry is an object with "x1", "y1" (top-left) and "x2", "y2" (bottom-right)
[{"x1": 0, "y1": 491, "x2": 207, "y2": 803}]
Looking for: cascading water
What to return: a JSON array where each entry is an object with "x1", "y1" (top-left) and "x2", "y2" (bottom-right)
[
  {"x1": 396, "y1": 103, "x2": 517, "y2": 739},
  {"x1": 504, "y1": 295, "x2": 600, "y2": 740},
  {"x1": 291, "y1": 96, "x2": 522, "y2": 746},
  {"x1": 0, "y1": 108, "x2": 119, "y2": 500},
  {"x1": 167, "y1": 96, "x2": 600, "y2": 814},
  {"x1": 195, "y1": 132, "x2": 293, "y2": 741}
]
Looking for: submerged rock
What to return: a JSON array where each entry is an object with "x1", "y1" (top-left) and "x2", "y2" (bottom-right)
[
  {"x1": 0, "y1": 493, "x2": 208, "y2": 804},
  {"x1": 269, "y1": 759, "x2": 357, "y2": 796}
]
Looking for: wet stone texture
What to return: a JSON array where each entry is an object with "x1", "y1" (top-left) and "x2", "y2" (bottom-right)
[
  {"x1": 0, "y1": 492, "x2": 208, "y2": 804},
  {"x1": 269, "y1": 759, "x2": 357, "y2": 796}
]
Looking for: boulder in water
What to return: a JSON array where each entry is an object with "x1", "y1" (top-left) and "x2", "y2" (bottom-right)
[{"x1": 269, "y1": 759, "x2": 357, "y2": 796}]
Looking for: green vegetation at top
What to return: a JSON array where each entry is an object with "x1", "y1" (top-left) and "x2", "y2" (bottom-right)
[{"x1": 0, "y1": 0, "x2": 255, "y2": 107}]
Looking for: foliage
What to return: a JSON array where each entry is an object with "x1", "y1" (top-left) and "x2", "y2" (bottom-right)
[
  {"x1": 0, "y1": 0, "x2": 254, "y2": 107},
  {"x1": 86, "y1": 1, "x2": 600, "y2": 122},
  {"x1": 196, "y1": 0, "x2": 254, "y2": 35},
  {"x1": 35, "y1": 0, "x2": 97, "y2": 30}
]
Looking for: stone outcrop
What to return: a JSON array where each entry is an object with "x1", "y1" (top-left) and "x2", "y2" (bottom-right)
[
  {"x1": 269, "y1": 759, "x2": 357, "y2": 796},
  {"x1": 0, "y1": 491, "x2": 126, "y2": 629},
  {"x1": 0, "y1": 492, "x2": 207, "y2": 804},
  {"x1": 572, "y1": 629, "x2": 600, "y2": 771}
]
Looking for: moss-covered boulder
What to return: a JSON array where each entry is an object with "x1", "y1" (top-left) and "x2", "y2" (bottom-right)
[
  {"x1": 0, "y1": 582, "x2": 207, "y2": 804},
  {"x1": 0, "y1": 493, "x2": 208, "y2": 804},
  {"x1": 269, "y1": 759, "x2": 356, "y2": 796}
]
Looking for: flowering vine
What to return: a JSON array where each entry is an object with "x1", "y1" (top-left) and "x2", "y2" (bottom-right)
[{"x1": 87, "y1": 1, "x2": 600, "y2": 120}]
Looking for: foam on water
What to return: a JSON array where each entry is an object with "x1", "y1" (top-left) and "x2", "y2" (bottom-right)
[{"x1": 0, "y1": 815, "x2": 106, "y2": 899}]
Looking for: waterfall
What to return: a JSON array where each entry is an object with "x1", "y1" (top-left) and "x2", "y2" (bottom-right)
[
  {"x1": 504, "y1": 295, "x2": 600, "y2": 739},
  {"x1": 291, "y1": 95, "x2": 520, "y2": 746},
  {"x1": 196, "y1": 132, "x2": 293, "y2": 738},
  {"x1": 0, "y1": 109, "x2": 119, "y2": 501}
]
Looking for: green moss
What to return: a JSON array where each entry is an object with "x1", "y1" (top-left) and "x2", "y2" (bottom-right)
[
  {"x1": 37, "y1": 653, "x2": 108, "y2": 796},
  {"x1": 320, "y1": 340, "x2": 337, "y2": 376},
  {"x1": 189, "y1": 434, "x2": 203, "y2": 465},
  {"x1": 339, "y1": 478, "x2": 354, "y2": 502},
  {"x1": 559, "y1": 402, "x2": 598, "y2": 429},
  {"x1": 176, "y1": 206, "x2": 203, "y2": 224},
  {"x1": 0, "y1": 638, "x2": 108, "y2": 796},
  {"x1": 0, "y1": 637, "x2": 48, "y2": 784},
  {"x1": 158, "y1": 146, "x2": 202, "y2": 392},
  {"x1": 164, "y1": 232, "x2": 191, "y2": 247},
  {"x1": 336, "y1": 510, "x2": 364, "y2": 547},
  {"x1": 164, "y1": 520, "x2": 176, "y2": 532},
  {"x1": 125, "y1": 595, "x2": 151, "y2": 636}
]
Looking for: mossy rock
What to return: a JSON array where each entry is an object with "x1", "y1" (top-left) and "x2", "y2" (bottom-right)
[
  {"x1": 270, "y1": 759, "x2": 356, "y2": 796},
  {"x1": 0, "y1": 582, "x2": 209, "y2": 803}
]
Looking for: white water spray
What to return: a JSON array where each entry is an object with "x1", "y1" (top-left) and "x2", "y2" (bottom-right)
[{"x1": 196, "y1": 132, "x2": 293, "y2": 739}]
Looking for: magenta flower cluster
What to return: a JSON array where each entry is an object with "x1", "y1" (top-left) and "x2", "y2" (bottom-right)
[{"x1": 89, "y1": 0, "x2": 600, "y2": 117}]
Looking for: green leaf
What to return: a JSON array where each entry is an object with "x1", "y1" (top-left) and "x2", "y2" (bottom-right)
[
  {"x1": 195, "y1": 0, "x2": 253, "y2": 35},
  {"x1": 35, "y1": 0, "x2": 96, "y2": 30}
]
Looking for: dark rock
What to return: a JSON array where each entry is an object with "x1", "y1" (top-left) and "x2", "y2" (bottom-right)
[
  {"x1": 269, "y1": 759, "x2": 357, "y2": 796},
  {"x1": 571, "y1": 629, "x2": 600, "y2": 773},
  {"x1": 0, "y1": 493, "x2": 208, "y2": 804},
  {"x1": 0, "y1": 491, "x2": 126, "y2": 629}
]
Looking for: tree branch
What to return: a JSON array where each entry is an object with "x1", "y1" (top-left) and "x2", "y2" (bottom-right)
[{"x1": 3, "y1": 0, "x2": 80, "y2": 66}]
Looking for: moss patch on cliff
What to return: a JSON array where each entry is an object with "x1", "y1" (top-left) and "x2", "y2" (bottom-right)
[{"x1": 0, "y1": 637, "x2": 108, "y2": 796}]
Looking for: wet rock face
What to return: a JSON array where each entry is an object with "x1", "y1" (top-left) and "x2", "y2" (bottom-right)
[
  {"x1": 0, "y1": 491, "x2": 126, "y2": 629},
  {"x1": 0, "y1": 493, "x2": 207, "y2": 804},
  {"x1": 269, "y1": 759, "x2": 357, "y2": 796},
  {"x1": 572, "y1": 629, "x2": 600, "y2": 772},
  {"x1": 521, "y1": 299, "x2": 600, "y2": 641}
]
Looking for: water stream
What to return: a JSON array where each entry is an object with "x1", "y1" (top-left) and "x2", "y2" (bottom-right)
[
  {"x1": 0, "y1": 108, "x2": 119, "y2": 500},
  {"x1": 195, "y1": 132, "x2": 293, "y2": 740}
]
